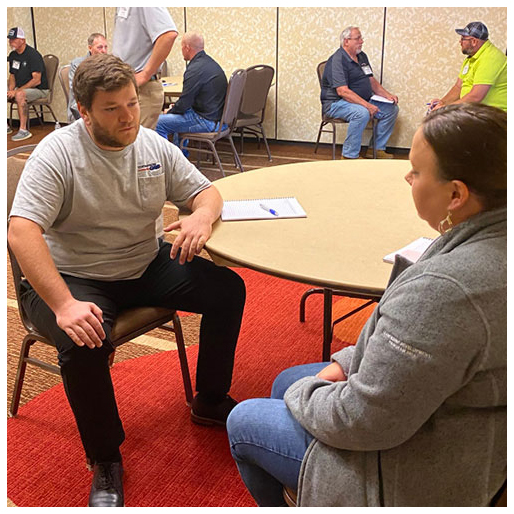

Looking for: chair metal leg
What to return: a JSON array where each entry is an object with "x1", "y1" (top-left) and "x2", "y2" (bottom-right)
[
  {"x1": 171, "y1": 314, "x2": 194, "y2": 406},
  {"x1": 9, "y1": 336, "x2": 34, "y2": 417},
  {"x1": 9, "y1": 102, "x2": 14, "y2": 130},
  {"x1": 372, "y1": 118, "x2": 377, "y2": 159},
  {"x1": 259, "y1": 124, "x2": 272, "y2": 161},
  {"x1": 239, "y1": 129, "x2": 244, "y2": 155},
  {"x1": 209, "y1": 141, "x2": 225, "y2": 177},
  {"x1": 228, "y1": 135, "x2": 244, "y2": 172},
  {"x1": 196, "y1": 141, "x2": 202, "y2": 168},
  {"x1": 314, "y1": 122, "x2": 324, "y2": 154},
  {"x1": 332, "y1": 122, "x2": 336, "y2": 160}
]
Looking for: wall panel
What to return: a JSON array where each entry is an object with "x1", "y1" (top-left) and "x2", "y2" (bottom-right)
[
  {"x1": 277, "y1": 7, "x2": 385, "y2": 143},
  {"x1": 9, "y1": 7, "x2": 508, "y2": 148},
  {"x1": 32, "y1": 7, "x2": 108, "y2": 123},
  {"x1": 185, "y1": 7, "x2": 277, "y2": 138},
  {"x1": 7, "y1": 7, "x2": 34, "y2": 47},
  {"x1": 384, "y1": 7, "x2": 508, "y2": 148}
]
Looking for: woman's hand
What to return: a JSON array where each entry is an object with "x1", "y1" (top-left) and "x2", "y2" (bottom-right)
[{"x1": 316, "y1": 362, "x2": 347, "y2": 382}]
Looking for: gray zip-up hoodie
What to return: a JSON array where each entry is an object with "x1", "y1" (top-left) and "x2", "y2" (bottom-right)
[{"x1": 284, "y1": 207, "x2": 506, "y2": 506}]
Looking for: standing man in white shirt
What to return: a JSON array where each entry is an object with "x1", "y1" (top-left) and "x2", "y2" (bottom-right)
[{"x1": 112, "y1": 7, "x2": 178, "y2": 129}]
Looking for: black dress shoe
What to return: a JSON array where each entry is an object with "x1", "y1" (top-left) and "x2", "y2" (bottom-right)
[
  {"x1": 88, "y1": 461, "x2": 124, "y2": 507},
  {"x1": 191, "y1": 395, "x2": 238, "y2": 426}
]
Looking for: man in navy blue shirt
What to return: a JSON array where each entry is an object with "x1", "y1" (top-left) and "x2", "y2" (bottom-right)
[
  {"x1": 156, "y1": 32, "x2": 227, "y2": 154},
  {"x1": 321, "y1": 26, "x2": 399, "y2": 159}
]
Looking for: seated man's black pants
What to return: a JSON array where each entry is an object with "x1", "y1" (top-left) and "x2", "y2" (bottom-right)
[{"x1": 20, "y1": 241, "x2": 246, "y2": 464}]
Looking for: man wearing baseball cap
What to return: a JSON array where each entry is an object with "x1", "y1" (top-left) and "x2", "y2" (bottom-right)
[
  {"x1": 7, "y1": 27, "x2": 49, "y2": 141},
  {"x1": 429, "y1": 21, "x2": 506, "y2": 112}
]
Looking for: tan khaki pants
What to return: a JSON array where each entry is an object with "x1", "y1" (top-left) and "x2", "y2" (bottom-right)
[{"x1": 138, "y1": 80, "x2": 164, "y2": 130}]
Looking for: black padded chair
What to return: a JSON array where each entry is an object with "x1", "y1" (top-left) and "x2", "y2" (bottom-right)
[
  {"x1": 179, "y1": 69, "x2": 247, "y2": 176},
  {"x1": 9, "y1": 54, "x2": 60, "y2": 131},
  {"x1": 314, "y1": 60, "x2": 377, "y2": 160},
  {"x1": 235, "y1": 64, "x2": 275, "y2": 161},
  {"x1": 7, "y1": 145, "x2": 193, "y2": 418}
]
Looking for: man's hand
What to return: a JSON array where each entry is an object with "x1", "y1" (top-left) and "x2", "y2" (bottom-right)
[
  {"x1": 7, "y1": 90, "x2": 16, "y2": 100},
  {"x1": 366, "y1": 102, "x2": 380, "y2": 118},
  {"x1": 164, "y1": 211, "x2": 213, "y2": 265},
  {"x1": 428, "y1": 99, "x2": 443, "y2": 111},
  {"x1": 55, "y1": 299, "x2": 105, "y2": 349},
  {"x1": 316, "y1": 362, "x2": 347, "y2": 382},
  {"x1": 135, "y1": 70, "x2": 152, "y2": 87}
]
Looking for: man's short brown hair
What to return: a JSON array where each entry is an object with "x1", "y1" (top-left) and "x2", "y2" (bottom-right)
[{"x1": 73, "y1": 53, "x2": 138, "y2": 111}]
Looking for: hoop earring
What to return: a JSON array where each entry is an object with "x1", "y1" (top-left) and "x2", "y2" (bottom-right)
[{"x1": 438, "y1": 211, "x2": 453, "y2": 234}]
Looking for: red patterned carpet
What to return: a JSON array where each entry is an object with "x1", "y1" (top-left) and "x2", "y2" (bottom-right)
[{"x1": 7, "y1": 268, "x2": 374, "y2": 507}]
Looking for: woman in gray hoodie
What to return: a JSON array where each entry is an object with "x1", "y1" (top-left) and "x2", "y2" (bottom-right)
[{"x1": 227, "y1": 103, "x2": 506, "y2": 507}]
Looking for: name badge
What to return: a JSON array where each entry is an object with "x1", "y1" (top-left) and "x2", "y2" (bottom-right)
[
  {"x1": 462, "y1": 63, "x2": 469, "y2": 75},
  {"x1": 361, "y1": 64, "x2": 373, "y2": 76},
  {"x1": 117, "y1": 7, "x2": 129, "y2": 19},
  {"x1": 12, "y1": 60, "x2": 20, "y2": 70}
]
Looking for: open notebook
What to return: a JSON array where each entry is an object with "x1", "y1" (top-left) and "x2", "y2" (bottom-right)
[{"x1": 221, "y1": 197, "x2": 307, "y2": 221}]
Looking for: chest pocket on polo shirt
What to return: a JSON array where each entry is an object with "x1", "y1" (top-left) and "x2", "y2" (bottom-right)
[{"x1": 137, "y1": 163, "x2": 166, "y2": 213}]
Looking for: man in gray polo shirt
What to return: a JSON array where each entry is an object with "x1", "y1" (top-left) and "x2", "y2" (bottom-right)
[
  {"x1": 112, "y1": 7, "x2": 178, "y2": 129},
  {"x1": 8, "y1": 54, "x2": 245, "y2": 507},
  {"x1": 67, "y1": 32, "x2": 108, "y2": 122}
]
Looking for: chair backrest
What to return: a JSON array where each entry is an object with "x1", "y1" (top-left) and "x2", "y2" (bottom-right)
[
  {"x1": 317, "y1": 61, "x2": 327, "y2": 88},
  {"x1": 219, "y1": 68, "x2": 247, "y2": 132},
  {"x1": 238, "y1": 64, "x2": 275, "y2": 120},
  {"x1": 37, "y1": 54, "x2": 60, "y2": 104},
  {"x1": 7, "y1": 145, "x2": 39, "y2": 332},
  {"x1": 59, "y1": 64, "x2": 71, "y2": 104}
]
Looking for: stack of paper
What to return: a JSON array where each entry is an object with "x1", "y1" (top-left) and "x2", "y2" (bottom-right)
[
  {"x1": 371, "y1": 94, "x2": 394, "y2": 104},
  {"x1": 383, "y1": 237, "x2": 434, "y2": 264},
  {"x1": 221, "y1": 197, "x2": 306, "y2": 221}
]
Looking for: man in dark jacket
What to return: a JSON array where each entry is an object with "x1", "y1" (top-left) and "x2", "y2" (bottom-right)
[{"x1": 155, "y1": 32, "x2": 227, "y2": 154}]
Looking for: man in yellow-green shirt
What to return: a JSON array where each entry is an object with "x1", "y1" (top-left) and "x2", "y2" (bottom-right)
[{"x1": 429, "y1": 21, "x2": 506, "y2": 112}]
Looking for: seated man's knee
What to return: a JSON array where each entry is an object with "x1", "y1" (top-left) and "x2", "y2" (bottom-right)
[
  {"x1": 58, "y1": 336, "x2": 114, "y2": 370},
  {"x1": 214, "y1": 266, "x2": 246, "y2": 307},
  {"x1": 387, "y1": 103, "x2": 399, "y2": 118},
  {"x1": 353, "y1": 104, "x2": 371, "y2": 120},
  {"x1": 14, "y1": 90, "x2": 26, "y2": 104}
]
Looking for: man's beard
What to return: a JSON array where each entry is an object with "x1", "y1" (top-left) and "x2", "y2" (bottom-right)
[{"x1": 89, "y1": 118, "x2": 139, "y2": 149}]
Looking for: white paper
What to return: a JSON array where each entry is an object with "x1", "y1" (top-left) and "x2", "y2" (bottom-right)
[
  {"x1": 221, "y1": 197, "x2": 307, "y2": 221},
  {"x1": 383, "y1": 237, "x2": 434, "y2": 264},
  {"x1": 371, "y1": 94, "x2": 394, "y2": 104}
]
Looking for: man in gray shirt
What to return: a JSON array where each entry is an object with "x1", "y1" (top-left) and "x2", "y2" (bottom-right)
[
  {"x1": 112, "y1": 7, "x2": 178, "y2": 130},
  {"x1": 8, "y1": 54, "x2": 245, "y2": 507},
  {"x1": 67, "y1": 32, "x2": 108, "y2": 122}
]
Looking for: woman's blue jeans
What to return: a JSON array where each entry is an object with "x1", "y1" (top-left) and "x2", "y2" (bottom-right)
[
  {"x1": 155, "y1": 108, "x2": 217, "y2": 156},
  {"x1": 227, "y1": 362, "x2": 329, "y2": 506},
  {"x1": 327, "y1": 99, "x2": 399, "y2": 158}
]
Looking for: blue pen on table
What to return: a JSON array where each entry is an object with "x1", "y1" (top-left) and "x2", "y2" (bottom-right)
[{"x1": 260, "y1": 203, "x2": 279, "y2": 216}]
